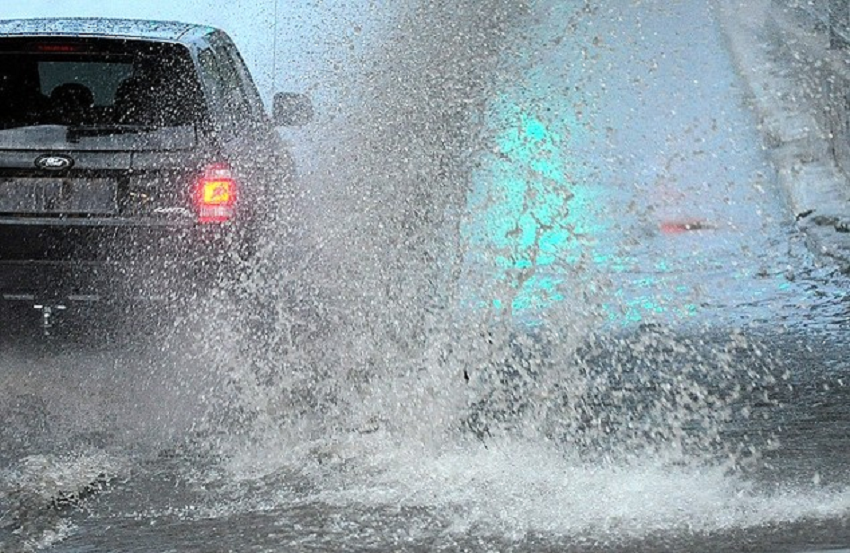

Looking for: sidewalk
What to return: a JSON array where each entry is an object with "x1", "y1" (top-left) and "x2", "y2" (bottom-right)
[{"x1": 714, "y1": 0, "x2": 850, "y2": 272}]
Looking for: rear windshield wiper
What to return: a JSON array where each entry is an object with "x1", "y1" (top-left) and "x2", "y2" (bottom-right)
[{"x1": 66, "y1": 125, "x2": 161, "y2": 142}]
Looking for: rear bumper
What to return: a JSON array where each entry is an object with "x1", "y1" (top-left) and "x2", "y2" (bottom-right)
[
  {"x1": 0, "y1": 258, "x2": 236, "y2": 304},
  {"x1": 0, "y1": 222, "x2": 249, "y2": 303}
]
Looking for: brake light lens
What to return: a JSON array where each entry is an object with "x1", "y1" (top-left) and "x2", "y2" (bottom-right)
[
  {"x1": 196, "y1": 163, "x2": 237, "y2": 223},
  {"x1": 33, "y1": 43, "x2": 83, "y2": 53}
]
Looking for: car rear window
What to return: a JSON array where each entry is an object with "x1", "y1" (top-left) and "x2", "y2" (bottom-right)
[{"x1": 0, "y1": 39, "x2": 205, "y2": 130}]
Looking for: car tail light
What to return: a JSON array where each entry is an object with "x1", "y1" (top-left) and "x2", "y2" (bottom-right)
[
  {"x1": 195, "y1": 163, "x2": 237, "y2": 223},
  {"x1": 33, "y1": 43, "x2": 83, "y2": 52}
]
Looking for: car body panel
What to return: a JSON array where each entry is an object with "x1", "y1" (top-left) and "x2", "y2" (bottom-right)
[{"x1": 0, "y1": 18, "x2": 209, "y2": 42}]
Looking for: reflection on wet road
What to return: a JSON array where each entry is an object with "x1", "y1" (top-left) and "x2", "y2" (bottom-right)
[
  {"x1": 2, "y1": 0, "x2": 850, "y2": 551},
  {"x1": 459, "y1": 0, "x2": 844, "y2": 331}
]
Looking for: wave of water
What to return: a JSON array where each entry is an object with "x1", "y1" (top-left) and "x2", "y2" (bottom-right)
[
  {"x1": 211, "y1": 0, "x2": 850, "y2": 545},
  {"x1": 3, "y1": 0, "x2": 850, "y2": 550}
]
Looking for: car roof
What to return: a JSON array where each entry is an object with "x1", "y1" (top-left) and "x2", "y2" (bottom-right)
[{"x1": 0, "y1": 18, "x2": 216, "y2": 43}]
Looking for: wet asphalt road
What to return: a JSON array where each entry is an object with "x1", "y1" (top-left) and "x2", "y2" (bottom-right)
[
  {"x1": 3, "y1": 0, "x2": 850, "y2": 551},
  {"x1": 2, "y1": 318, "x2": 850, "y2": 552}
]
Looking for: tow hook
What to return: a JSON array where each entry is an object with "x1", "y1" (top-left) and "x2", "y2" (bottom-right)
[{"x1": 34, "y1": 304, "x2": 67, "y2": 336}]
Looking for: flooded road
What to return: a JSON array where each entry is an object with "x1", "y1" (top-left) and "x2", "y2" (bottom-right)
[
  {"x1": 4, "y1": 323, "x2": 850, "y2": 552},
  {"x1": 2, "y1": 0, "x2": 850, "y2": 551}
]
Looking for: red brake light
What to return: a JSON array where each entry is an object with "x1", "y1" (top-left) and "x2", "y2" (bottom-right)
[
  {"x1": 33, "y1": 44, "x2": 82, "y2": 53},
  {"x1": 196, "y1": 163, "x2": 237, "y2": 223}
]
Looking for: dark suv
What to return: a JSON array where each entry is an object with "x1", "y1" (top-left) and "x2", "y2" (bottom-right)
[{"x1": 0, "y1": 18, "x2": 311, "y2": 318}]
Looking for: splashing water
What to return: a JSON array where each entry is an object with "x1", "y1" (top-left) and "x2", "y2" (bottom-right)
[
  {"x1": 3, "y1": 0, "x2": 850, "y2": 549},
  {"x1": 195, "y1": 0, "x2": 850, "y2": 545}
]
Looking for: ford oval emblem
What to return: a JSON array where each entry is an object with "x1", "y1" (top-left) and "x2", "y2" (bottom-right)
[{"x1": 35, "y1": 154, "x2": 74, "y2": 171}]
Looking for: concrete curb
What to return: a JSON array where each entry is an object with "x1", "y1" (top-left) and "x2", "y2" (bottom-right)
[{"x1": 713, "y1": 0, "x2": 850, "y2": 271}]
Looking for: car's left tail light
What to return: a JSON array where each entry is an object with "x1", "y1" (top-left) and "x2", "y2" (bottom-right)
[{"x1": 196, "y1": 163, "x2": 237, "y2": 223}]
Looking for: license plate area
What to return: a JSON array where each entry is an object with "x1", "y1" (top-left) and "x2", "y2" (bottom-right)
[{"x1": 0, "y1": 178, "x2": 117, "y2": 215}]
